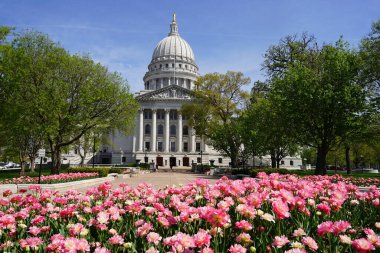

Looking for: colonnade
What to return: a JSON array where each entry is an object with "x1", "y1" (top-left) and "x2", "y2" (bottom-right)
[{"x1": 137, "y1": 109, "x2": 196, "y2": 153}]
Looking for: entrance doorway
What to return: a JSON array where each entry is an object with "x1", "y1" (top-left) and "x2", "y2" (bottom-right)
[
  {"x1": 183, "y1": 157, "x2": 190, "y2": 166},
  {"x1": 156, "y1": 156, "x2": 163, "y2": 166},
  {"x1": 169, "y1": 157, "x2": 176, "y2": 167}
]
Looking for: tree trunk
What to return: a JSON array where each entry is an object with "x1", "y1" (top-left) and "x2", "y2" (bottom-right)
[
  {"x1": 315, "y1": 146, "x2": 328, "y2": 175},
  {"x1": 345, "y1": 145, "x2": 351, "y2": 175},
  {"x1": 79, "y1": 146, "x2": 87, "y2": 167},
  {"x1": 19, "y1": 149, "x2": 27, "y2": 176},
  {"x1": 271, "y1": 155, "x2": 276, "y2": 168},
  {"x1": 230, "y1": 153, "x2": 238, "y2": 168},
  {"x1": 20, "y1": 161, "x2": 27, "y2": 176},
  {"x1": 51, "y1": 147, "x2": 62, "y2": 174},
  {"x1": 276, "y1": 159, "x2": 281, "y2": 168},
  {"x1": 30, "y1": 158, "x2": 35, "y2": 173}
]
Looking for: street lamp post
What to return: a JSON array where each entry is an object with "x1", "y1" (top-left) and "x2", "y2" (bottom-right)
[
  {"x1": 199, "y1": 150, "x2": 203, "y2": 172},
  {"x1": 144, "y1": 148, "x2": 148, "y2": 164},
  {"x1": 92, "y1": 137, "x2": 96, "y2": 168},
  {"x1": 360, "y1": 154, "x2": 364, "y2": 173},
  {"x1": 120, "y1": 149, "x2": 124, "y2": 165}
]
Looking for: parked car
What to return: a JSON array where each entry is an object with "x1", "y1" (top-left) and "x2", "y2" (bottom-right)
[{"x1": 3, "y1": 162, "x2": 20, "y2": 168}]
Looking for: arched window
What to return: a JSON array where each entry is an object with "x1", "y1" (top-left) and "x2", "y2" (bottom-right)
[
  {"x1": 170, "y1": 125, "x2": 176, "y2": 136},
  {"x1": 157, "y1": 124, "x2": 164, "y2": 135},
  {"x1": 183, "y1": 125, "x2": 189, "y2": 136},
  {"x1": 145, "y1": 124, "x2": 151, "y2": 135}
]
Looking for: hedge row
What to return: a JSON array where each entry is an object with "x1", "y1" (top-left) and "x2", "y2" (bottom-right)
[
  {"x1": 231, "y1": 168, "x2": 289, "y2": 177},
  {"x1": 67, "y1": 167, "x2": 123, "y2": 177}
]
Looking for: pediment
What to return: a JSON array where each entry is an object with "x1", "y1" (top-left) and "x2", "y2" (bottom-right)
[{"x1": 136, "y1": 85, "x2": 194, "y2": 101}]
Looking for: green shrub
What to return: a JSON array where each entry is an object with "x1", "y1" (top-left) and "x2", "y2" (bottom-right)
[
  {"x1": 138, "y1": 163, "x2": 150, "y2": 170},
  {"x1": 231, "y1": 168, "x2": 252, "y2": 175},
  {"x1": 68, "y1": 167, "x2": 110, "y2": 177},
  {"x1": 127, "y1": 162, "x2": 138, "y2": 167},
  {"x1": 109, "y1": 168, "x2": 123, "y2": 174},
  {"x1": 248, "y1": 168, "x2": 288, "y2": 177}
]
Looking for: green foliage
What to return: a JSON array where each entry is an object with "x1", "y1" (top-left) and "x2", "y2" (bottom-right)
[
  {"x1": 268, "y1": 39, "x2": 367, "y2": 174},
  {"x1": 67, "y1": 167, "x2": 110, "y2": 177},
  {"x1": 0, "y1": 30, "x2": 138, "y2": 174},
  {"x1": 108, "y1": 167, "x2": 123, "y2": 174},
  {"x1": 360, "y1": 19, "x2": 380, "y2": 101},
  {"x1": 182, "y1": 71, "x2": 250, "y2": 168},
  {"x1": 231, "y1": 168, "x2": 288, "y2": 177},
  {"x1": 242, "y1": 93, "x2": 298, "y2": 168},
  {"x1": 127, "y1": 162, "x2": 138, "y2": 167},
  {"x1": 138, "y1": 163, "x2": 150, "y2": 170}
]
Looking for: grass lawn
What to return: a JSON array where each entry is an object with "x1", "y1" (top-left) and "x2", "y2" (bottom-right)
[
  {"x1": 288, "y1": 169, "x2": 380, "y2": 179},
  {"x1": 0, "y1": 167, "x2": 68, "y2": 181}
]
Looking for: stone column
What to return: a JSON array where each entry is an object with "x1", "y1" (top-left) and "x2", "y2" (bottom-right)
[
  {"x1": 178, "y1": 112, "x2": 182, "y2": 152},
  {"x1": 190, "y1": 127, "x2": 196, "y2": 153},
  {"x1": 161, "y1": 78, "x2": 163, "y2": 88},
  {"x1": 151, "y1": 109, "x2": 157, "y2": 152},
  {"x1": 164, "y1": 109, "x2": 170, "y2": 152},
  {"x1": 138, "y1": 109, "x2": 143, "y2": 151}
]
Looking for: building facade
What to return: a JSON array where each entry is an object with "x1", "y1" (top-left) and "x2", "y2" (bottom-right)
[
  {"x1": 62, "y1": 14, "x2": 302, "y2": 169},
  {"x1": 101, "y1": 14, "x2": 231, "y2": 167}
]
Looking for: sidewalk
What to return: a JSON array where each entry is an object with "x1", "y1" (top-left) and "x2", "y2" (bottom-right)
[{"x1": 75, "y1": 171, "x2": 220, "y2": 193}]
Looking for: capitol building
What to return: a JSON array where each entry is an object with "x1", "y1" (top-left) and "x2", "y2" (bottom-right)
[
  {"x1": 63, "y1": 14, "x2": 301, "y2": 169},
  {"x1": 97, "y1": 14, "x2": 230, "y2": 167}
]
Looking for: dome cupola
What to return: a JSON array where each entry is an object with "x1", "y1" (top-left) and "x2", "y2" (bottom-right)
[
  {"x1": 143, "y1": 14, "x2": 199, "y2": 91},
  {"x1": 151, "y1": 14, "x2": 196, "y2": 64}
]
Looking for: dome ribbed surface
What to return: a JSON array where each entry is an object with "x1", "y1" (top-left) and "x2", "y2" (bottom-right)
[{"x1": 152, "y1": 35, "x2": 195, "y2": 62}]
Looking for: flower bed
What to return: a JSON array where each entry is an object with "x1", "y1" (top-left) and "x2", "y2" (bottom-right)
[
  {"x1": 0, "y1": 172, "x2": 99, "y2": 184},
  {"x1": 0, "y1": 173, "x2": 379, "y2": 252}
]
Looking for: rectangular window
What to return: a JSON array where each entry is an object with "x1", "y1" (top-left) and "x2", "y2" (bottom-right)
[
  {"x1": 144, "y1": 110, "x2": 152, "y2": 119},
  {"x1": 290, "y1": 160, "x2": 294, "y2": 166},
  {"x1": 183, "y1": 142, "x2": 188, "y2": 152},
  {"x1": 157, "y1": 142, "x2": 163, "y2": 152},
  {"x1": 157, "y1": 110, "x2": 165, "y2": 119},
  {"x1": 281, "y1": 160, "x2": 285, "y2": 165},
  {"x1": 218, "y1": 158, "x2": 223, "y2": 164},
  {"x1": 122, "y1": 157, "x2": 126, "y2": 163},
  {"x1": 145, "y1": 142, "x2": 150, "y2": 151},
  {"x1": 170, "y1": 110, "x2": 177, "y2": 120},
  {"x1": 196, "y1": 142, "x2": 201, "y2": 152},
  {"x1": 170, "y1": 142, "x2": 176, "y2": 152},
  {"x1": 197, "y1": 157, "x2": 201, "y2": 163}
]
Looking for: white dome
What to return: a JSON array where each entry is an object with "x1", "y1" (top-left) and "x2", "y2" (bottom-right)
[
  {"x1": 151, "y1": 14, "x2": 195, "y2": 63},
  {"x1": 152, "y1": 36, "x2": 195, "y2": 62}
]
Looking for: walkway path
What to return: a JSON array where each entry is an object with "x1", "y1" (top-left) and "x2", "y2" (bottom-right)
[{"x1": 76, "y1": 170, "x2": 220, "y2": 193}]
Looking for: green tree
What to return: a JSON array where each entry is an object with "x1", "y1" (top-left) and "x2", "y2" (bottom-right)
[
  {"x1": 244, "y1": 97, "x2": 298, "y2": 168},
  {"x1": 1, "y1": 31, "x2": 138, "y2": 173},
  {"x1": 182, "y1": 71, "x2": 250, "y2": 168},
  {"x1": 262, "y1": 33, "x2": 317, "y2": 78},
  {"x1": 270, "y1": 39, "x2": 367, "y2": 175},
  {"x1": 360, "y1": 20, "x2": 380, "y2": 96}
]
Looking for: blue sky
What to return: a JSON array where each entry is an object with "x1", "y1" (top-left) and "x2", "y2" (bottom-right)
[{"x1": 1, "y1": 0, "x2": 379, "y2": 92}]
